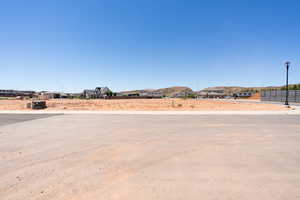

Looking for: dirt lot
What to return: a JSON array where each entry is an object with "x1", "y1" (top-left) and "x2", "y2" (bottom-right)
[{"x1": 0, "y1": 99, "x2": 287, "y2": 111}]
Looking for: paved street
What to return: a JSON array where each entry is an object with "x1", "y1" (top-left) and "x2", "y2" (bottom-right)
[
  {"x1": 0, "y1": 114, "x2": 60, "y2": 126},
  {"x1": 0, "y1": 114, "x2": 300, "y2": 200}
]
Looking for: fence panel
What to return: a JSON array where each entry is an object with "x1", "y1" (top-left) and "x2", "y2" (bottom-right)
[
  {"x1": 296, "y1": 91, "x2": 300, "y2": 103},
  {"x1": 261, "y1": 90, "x2": 300, "y2": 103}
]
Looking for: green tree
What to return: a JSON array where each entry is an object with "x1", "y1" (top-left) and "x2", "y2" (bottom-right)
[{"x1": 106, "y1": 91, "x2": 113, "y2": 97}]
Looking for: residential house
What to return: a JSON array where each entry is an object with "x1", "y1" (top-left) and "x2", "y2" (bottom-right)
[
  {"x1": 197, "y1": 88, "x2": 226, "y2": 98},
  {"x1": 38, "y1": 92, "x2": 69, "y2": 99},
  {"x1": 171, "y1": 91, "x2": 195, "y2": 98},
  {"x1": 0, "y1": 90, "x2": 35, "y2": 97},
  {"x1": 233, "y1": 92, "x2": 253, "y2": 98},
  {"x1": 140, "y1": 91, "x2": 164, "y2": 98},
  {"x1": 82, "y1": 87, "x2": 112, "y2": 99},
  {"x1": 95, "y1": 87, "x2": 112, "y2": 98},
  {"x1": 82, "y1": 90, "x2": 97, "y2": 99}
]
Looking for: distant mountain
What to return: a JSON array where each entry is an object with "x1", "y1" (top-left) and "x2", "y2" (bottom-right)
[
  {"x1": 156, "y1": 87, "x2": 194, "y2": 97},
  {"x1": 119, "y1": 84, "x2": 300, "y2": 97},
  {"x1": 119, "y1": 86, "x2": 194, "y2": 97},
  {"x1": 199, "y1": 86, "x2": 262, "y2": 94},
  {"x1": 199, "y1": 84, "x2": 300, "y2": 94},
  {"x1": 119, "y1": 89, "x2": 155, "y2": 96}
]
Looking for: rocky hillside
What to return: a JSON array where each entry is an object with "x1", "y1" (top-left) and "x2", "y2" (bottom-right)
[
  {"x1": 200, "y1": 86, "x2": 261, "y2": 94},
  {"x1": 119, "y1": 84, "x2": 300, "y2": 97},
  {"x1": 200, "y1": 86, "x2": 280, "y2": 95},
  {"x1": 119, "y1": 86, "x2": 194, "y2": 97},
  {"x1": 119, "y1": 89, "x2": 154, "y2": 96},
  {"x1": 202, "y1": 84, "x2": 300, "y2": 94},
  {"x1": 156, "y1": 87, "x2": 194, "y2": 97}
]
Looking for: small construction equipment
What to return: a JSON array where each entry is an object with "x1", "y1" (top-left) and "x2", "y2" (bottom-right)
[{"x1": 26, "y1": 100, "x2": 47, "y2": 110}]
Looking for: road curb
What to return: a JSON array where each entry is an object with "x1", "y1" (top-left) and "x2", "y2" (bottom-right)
[{"x1": 0, "y1": 110, "x2": 300, "y2": 115}]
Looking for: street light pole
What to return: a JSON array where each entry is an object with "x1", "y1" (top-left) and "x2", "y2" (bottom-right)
[{"x1": 284, "y1": 61, "x2": 290, "y2": 105}]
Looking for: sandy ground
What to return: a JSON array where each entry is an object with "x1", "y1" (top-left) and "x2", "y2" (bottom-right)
[
  {"x1": 0, "y1": 99, "x2": 288, "y2": 111},
  {"x1": 246, "y1": 92, "x2": 261, "y2": 100},
  {"x1": 1, "y1": 114, "x2": 300, "y2": 200}
]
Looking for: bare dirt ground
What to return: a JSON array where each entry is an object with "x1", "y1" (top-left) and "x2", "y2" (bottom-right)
[
  {"x1": 0, "y1": 99, "x2": 287, "y2": 111},
  {"x1": 246, "y1": 92, "x2": 261, "y2": 100}
]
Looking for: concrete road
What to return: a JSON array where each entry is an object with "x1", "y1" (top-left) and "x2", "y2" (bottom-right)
[
  {"x1": 0, "y1": 114, "x2": 300, "y2": 200},
  {"x1": 0, "y1": 114, "x2": 60, "y2": 126}
]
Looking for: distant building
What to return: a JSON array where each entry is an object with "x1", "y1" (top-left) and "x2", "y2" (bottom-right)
[
  {"x1": 233, "y1": 92, "x2": 253, "y2": 98},
  {"x1": 69, "y1": 93, "x2": 82, "y2": 99},
  {"x1": 95, "y1": 87, "x2": 111, "y2": 98},
  {"x1": 171, "y1": 91, "x2": 194, "y2": 98},
  {"x1": 127, "y1": 93, "x2": 140, "y2": 97},
  {"x1": 140, "y1": 91, "x2": 164, "y2": 98},
  {"x1": 82, "y1": 87, "x2": 112, "y2": 99},
  {"x1": 82, "y1": 90, "x2": 96, "y2": 99},
  {"x1": 197, "y1": 89, "x2": 226, "y2": 98},
  {"x1": 0, "y1": 90, "x2": 35, "y2": 97},
  {"x1": 38, "y1": 92, "x2": 69, "y2": 99},
  {"x1": 112, "y1": 92, "x2": 124, "y2": 97}
]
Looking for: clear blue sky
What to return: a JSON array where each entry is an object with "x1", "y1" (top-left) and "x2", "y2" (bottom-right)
[{"x1": 1, "y1": 0, "x2": 299, "y2": 92}]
